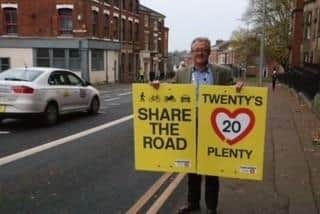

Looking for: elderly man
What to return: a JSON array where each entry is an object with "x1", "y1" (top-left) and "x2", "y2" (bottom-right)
[{"x1": 152, "y1": 37, "x2": 243, "y2": 214}]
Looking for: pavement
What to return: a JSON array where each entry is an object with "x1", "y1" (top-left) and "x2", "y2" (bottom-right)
[
  {"x1": 94, "y1": 82, "x2": 320, "y2": 213},
  {"x1": 160, "y1": 82, "x2": 320, "y2": 214}
]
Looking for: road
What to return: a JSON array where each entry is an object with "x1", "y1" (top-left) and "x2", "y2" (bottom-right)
[{"x1": 0, "y1": 84, "x2": 166, "y2": 214}]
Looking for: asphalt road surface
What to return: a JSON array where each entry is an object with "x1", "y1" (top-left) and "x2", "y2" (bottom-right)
[{"x1": 0, "y1": 84, "x2": 166, "y2": 214}]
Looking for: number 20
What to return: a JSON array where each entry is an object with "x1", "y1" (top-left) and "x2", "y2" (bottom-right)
[{"x1": 222, "y1": 120, "x2": 241, "y2": 133}]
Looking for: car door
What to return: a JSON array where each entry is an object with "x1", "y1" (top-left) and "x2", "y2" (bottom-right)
[
  {"x1": 48, "y1": 71, "x2": 72, "y2": 112},
  {"x1": 65, "y1": 72, "x2": 90, "y2": 109}
]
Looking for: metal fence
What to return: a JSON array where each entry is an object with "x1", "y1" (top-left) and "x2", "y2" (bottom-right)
[{"x1": 278, "y1": 65, "x2": 320, "y2": 99}]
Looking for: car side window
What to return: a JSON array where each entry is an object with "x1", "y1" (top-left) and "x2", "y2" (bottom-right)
[
  {"x1": 66, "y1": 73, "x2": 83, "y2": 86},
  {"x1": 49, "y1": 72, "x2": 68, "y2": 85},
  {"x1": 48, "y1": 75, "x2": 57, "y2": 85}
]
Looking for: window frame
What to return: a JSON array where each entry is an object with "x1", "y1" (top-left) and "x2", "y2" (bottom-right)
[
  {"x1": 92, "y1": 11, "x2": 99, "y2": 37},
  {"x1": 3, "y1": 8, "x2": 18, "y2": 34},
  {"x1": 91, "y1": 49, "x2": 104, "y2": 71},
  {"x1": 58, "y1": 8, "x2": 73, "y2": 35},
  {"x1": 104, "y1": 14, "x2": 110, "y2": 38},
  {"x1": 0, "y1": 58, "x2": 10, "y2": 72}
]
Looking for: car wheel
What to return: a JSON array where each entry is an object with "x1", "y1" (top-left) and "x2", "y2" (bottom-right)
[
  {"x1": 44, "y1": 102, "x2": 59, "y2": 125},
  {"x1": 88, "y1": 96, "x2": 100, "y2": 114}
]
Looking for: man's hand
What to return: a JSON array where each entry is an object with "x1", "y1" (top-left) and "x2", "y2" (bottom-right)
[
  {"x1": 235, "y1": 81, "x2": 244, "y2": 93},
  {"x1": 150, "y1": 80, "x2": 160, "y2": 90}
]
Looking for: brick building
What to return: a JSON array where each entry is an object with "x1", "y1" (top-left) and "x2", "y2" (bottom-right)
[
  {"x1": 139, "y1": 5, "x2": 168, "y2": 81},
  {"x1": 0, "y1": 0, "x2": 168, "y2": 83},
  {"x1": 210, "y1": 40, "x2": 239, "y2": 66},
  {"x1": 290, "y1": 0, "x2": 304, "y2": 68},
  {"x1": 301, "y1": 0, "x2": 320, "y2": 66}
]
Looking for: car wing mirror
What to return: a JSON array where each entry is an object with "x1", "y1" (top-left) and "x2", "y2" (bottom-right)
[{"x1": 83, "y1": 80, "x2": 91, "y2": 86}]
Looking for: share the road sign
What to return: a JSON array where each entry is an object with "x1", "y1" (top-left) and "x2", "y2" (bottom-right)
[
  {"x1": 197, "y1": 86, "x2": 268, "y2": 180},
  {"x1": 132, "y1": 83, "x2": 197, "y2": 173}
]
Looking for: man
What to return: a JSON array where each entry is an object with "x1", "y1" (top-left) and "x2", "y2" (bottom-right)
[
  {"x1": 272, "y1": 67, "x2": 277, "y2": 91},
  {"x1": 139, "y1": 67, "x2": 144, "y2": 83},
  {"x1": 151, "y1": 37, "x2": 243, "y2": 214}
]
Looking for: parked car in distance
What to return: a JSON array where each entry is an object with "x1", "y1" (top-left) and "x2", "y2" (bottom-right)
[{"x1": 0, "y1": 67, "x2": 100, "y2": 125}]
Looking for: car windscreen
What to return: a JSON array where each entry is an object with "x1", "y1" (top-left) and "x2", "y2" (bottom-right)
[{"x1": 0, "y1": 69, "x2": 44, "y2": 82}]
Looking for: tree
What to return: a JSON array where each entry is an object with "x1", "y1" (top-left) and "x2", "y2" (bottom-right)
[
  {"x1": 230, "y1": 27, "x2": 260, "y2": 66},
  {"x1": 243, "y1": 0, "x2": 292, "y2": 69}
]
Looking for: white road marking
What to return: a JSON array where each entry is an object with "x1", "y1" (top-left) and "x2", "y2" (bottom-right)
[
  {"x1": 0, "y1": 131, "x2": 10, "y2": 135},
  {"x1": 99, "y1": 90, "x2": 112, "y2": 94},
  {"x1": 119, "y1": 92, "x2": 132, "y2": 96},
  {"x1": 0, "y1": 115, "x2": 133, "y2": 167},
  {"x1": 104, "y1": 97, "x2": 120, "y2": 102}
]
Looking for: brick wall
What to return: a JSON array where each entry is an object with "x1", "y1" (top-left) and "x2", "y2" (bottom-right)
[{"x1": 291, "y1": 0, "x2": 304, "y2": 68}]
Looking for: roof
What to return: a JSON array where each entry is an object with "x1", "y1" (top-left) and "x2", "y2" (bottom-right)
[
  {"x1": 139, "y1": 4, "x2": 165, "y2": 18},
  {"x1": 10, "y1": 67, "x2": 73, "y2": 72}
]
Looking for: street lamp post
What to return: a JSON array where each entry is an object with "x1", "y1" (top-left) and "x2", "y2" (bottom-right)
[{"x1": 259, "y1": 0, "x2": 266, "y2": 87}]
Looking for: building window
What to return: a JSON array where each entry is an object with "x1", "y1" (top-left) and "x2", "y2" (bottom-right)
[
  {"x1": 122, "y1": 0, "x2": 126, "y2": 10},
  {"x1": 304, "y1": 11, "x2": 312, "y2": 40},
  {"x1": 129, "y1": 0, "x2": 133, "y2": 11},
  {"x1": 153, "y1": 20, "x2": 158, "y2": 31},
  {"x1": 158, "y1": 21, "x2": 162, "y2": 31},
  {"x1": 145, "y1": 33, "x2": 149, "y2": 50},
  {"x1": 92, "y1": 11, "x2": 99, "y2": 37},
  {"x1": 128, "y1": 21, "x2": 133, "y2": 41},
  {"x1": 91, "y1": 50, "x2": 104, "y2": 70},
  {"x1": 158, "y1": 39, "x2": 162, "y2": 52},
  {"x1": 112, "y1": 17, "x2": 119, "y2": 39},
  {"x1": 0, "y1": 58, "x2": 10, "y2": 72},
  {"x1": 114, "y1": 0, "x2": 120, "y2": 8},
  {"x1": 154, "y1": 38, "x2": 158, "y2": 51},
  {"x1": 144, "y1": 15, "x2": 149, "y2": 27},
  {"x1": 121, "y1": 53, "x2": 126, "y2": 74},
  {"x1": 35, "y1": 49, "x2": 80, "y2": 71},
  {"x1": 4, "y1": 8, "x2": 18, "y2": 34},
  {"x1": 121, "y1": 19, "x2": 126, "y2": 41},
  {"x1": 134, "y1": 22, "x2": 139, "y2": 41},
  {"x1": 36, "y1": 49, "x2": 50, "y2": 67},
  {"x1": 304, "y1": 52, "x2": 309, "y2": 63},
  {"x1": 58, "y1": 8, "x2": 73, "y2": 35},
  {"x1": 104, "y1": 14, "x2": 110, "y2": 38},
  {"x1": 69, "y1": 49, "x2": 80, "y2": 70},
  {"x1": 317, "y1": 8, "x2": 320, "y2": 37},
  {"x1": 53, "y1": 49, "x2": 66, "y2": 68}
]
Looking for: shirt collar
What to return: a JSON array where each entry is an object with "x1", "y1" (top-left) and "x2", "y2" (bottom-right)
[{"x1": 192, "y1": 65, "x2": 210, "y2": 73}]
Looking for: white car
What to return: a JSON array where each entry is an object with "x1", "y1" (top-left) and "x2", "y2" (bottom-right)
[{"x1": 0, "y1": 67, "x2": 100, "y2": 125}]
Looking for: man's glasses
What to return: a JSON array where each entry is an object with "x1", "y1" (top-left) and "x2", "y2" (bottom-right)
[{"x1": 191, "y1": 49, "x2": 210, "y2": 54}]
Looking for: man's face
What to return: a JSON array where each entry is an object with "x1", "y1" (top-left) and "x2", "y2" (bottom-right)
[{"x1": 191, "y1": 41, "x2": 210, "y2": 67}]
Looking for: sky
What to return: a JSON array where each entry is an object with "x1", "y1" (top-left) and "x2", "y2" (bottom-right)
[{"x1": 140, "y1": 0, "x2": 249, "y2": 52}]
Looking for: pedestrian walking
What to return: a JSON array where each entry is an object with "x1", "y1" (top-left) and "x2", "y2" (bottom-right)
[
  {"x1": 272, "y1": 68, "x2": 277, "y2": 91},
  {"x1": 151, "y1": 37, "x2": 243, "y2": 214},
  {"x1": 139, "y1": 67, "x2": 144, "y2": 83}
]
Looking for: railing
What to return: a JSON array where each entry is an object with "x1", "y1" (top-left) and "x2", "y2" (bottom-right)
[{"x1": 278, "y1": 66, "x2": 320, "y2": 99}]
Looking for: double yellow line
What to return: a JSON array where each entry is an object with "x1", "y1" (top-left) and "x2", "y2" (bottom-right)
[{"x1": 126, "y1": 173, "x2": 186, "y2": 214}]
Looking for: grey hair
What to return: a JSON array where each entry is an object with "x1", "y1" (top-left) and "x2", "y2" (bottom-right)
[{"x1": 190, "y1": 37, "x2": 211, "y2": 51}]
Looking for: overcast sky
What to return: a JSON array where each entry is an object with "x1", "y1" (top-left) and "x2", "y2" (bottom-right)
[{"x1": 140, "y1": 0, "x2": 249, "y2": 52}]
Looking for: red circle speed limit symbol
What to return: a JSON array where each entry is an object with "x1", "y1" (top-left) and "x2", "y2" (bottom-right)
[{"x1": 211, "y1": 108, "x2": 255, "y2": 146}]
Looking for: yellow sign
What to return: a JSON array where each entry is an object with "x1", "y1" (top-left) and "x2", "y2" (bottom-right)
[
  {"x1": 133, "y1": 83, "x2": 196, "y2": 173},
  {"x1": 197, "y1": 86, "x2": 268, "y2": 180},
  {"x1": 0, "y1": 105, "x2": 6, "y2": 113}
]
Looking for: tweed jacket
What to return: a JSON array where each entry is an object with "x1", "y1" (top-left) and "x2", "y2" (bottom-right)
[{"x1": 173, "y1": 64, "x2": 234, "y2": 85}]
